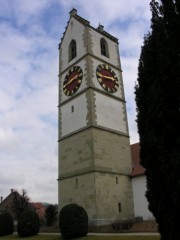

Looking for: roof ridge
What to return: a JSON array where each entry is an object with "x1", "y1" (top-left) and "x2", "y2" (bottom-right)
[
  {"x1": 74, "y1": 14, "x2": 90, "y2": 26},
  {"x1": 59, "y1": 9, "x2": 118, "y2": 48}
]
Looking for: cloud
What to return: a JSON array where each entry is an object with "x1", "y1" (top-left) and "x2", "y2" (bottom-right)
[
  {"x1": 60, "y1": 0, "x2": 151, "y2": 27},
  {"x1": 0, "y1": 1, "x2": 58, "y2": 202}
]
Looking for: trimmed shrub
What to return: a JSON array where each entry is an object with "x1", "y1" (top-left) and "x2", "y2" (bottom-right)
[
  {"x1": 17, "y1": 210, "x2": 40, "y2": 237},
  {"x1": 0, "y1": 212, "x2": 14, "y2": 236},
  {"x1": 59, "y1": 203, "x2": 88, "y2": 239}
]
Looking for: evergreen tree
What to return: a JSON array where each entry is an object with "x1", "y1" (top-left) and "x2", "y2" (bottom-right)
[
  {"x1": 45, "y1": 204, "x2": 58, "y2": 226},
  {"x1": 135, "y1": 0, "x2": 180, "y2": 239}
]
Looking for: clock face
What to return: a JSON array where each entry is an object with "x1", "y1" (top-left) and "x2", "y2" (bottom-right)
[
  {"x1": 96, "y1": 64, "x2": 119, "y2": 93},
  {"x1": 63, "y1": 66, "x2": 83, "y2": 96}
]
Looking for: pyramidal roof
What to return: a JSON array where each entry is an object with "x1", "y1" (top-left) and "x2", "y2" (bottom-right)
[{"x1": 59, "y1": 8, "x2": 118, "y2": 48}]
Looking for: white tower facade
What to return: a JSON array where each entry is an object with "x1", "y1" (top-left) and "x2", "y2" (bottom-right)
[{"x1": 58, "y1": 9, "x2": 134, "y2": 225}]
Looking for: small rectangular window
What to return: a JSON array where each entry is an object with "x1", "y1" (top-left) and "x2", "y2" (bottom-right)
[
  {"x1": 71, "y1": 105, "x2": 74, "y2": 112},
  {"x1": 116, "y1": 177, "x2": 118, "y2": 184},
  {"x1": 76, "y1": 178, "x2": 78, "y2": 187},
  {"x1": 118, "y1": 202, "x2": 122, "y2": 213}
]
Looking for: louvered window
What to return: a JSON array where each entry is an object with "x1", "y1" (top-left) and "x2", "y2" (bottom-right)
[
  {"x1": 100, "y1": 38, "x2": 109, "y2": 57},
  {"x1": 69, "y1": 39, "x2": 76, "y2": 61}
]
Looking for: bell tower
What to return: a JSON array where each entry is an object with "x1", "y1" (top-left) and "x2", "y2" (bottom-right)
[{"x1": 58, "y1": 9, "x2": 134, "y2": 225}]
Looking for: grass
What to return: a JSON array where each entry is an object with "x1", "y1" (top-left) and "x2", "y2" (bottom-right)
[
  {"x1": 0, "y1": 234, "x2": 160, "y2": 240},
  {"x1": 0, "y1": 234, "x2": 58, "y2": 240}
]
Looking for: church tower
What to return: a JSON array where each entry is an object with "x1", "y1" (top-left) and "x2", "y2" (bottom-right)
[{"x1": 58, "y1": 9, "x2": 134, "y2": 225}]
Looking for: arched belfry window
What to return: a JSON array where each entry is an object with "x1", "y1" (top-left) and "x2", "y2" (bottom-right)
[
  {"x1": 100, "y1": 38, "x2": 109, "y2": 57},
  {"x1": 69, "y1": 39, "x2": 76, "y2": 61}
]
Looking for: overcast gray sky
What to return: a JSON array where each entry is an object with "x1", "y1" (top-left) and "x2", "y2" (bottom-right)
[{"x1": 0, "y1": 0, "x2": 151, "y2": 203}]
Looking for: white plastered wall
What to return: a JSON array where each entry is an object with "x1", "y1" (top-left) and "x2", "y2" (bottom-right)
[
  {"x1": 61, "y1": 93, "x2": 88, "y2": 137},
  {"x1": 89, "y1": 28, "x2": 120, "y2": 68},
  {"x1": 132, "y1": 175, "x2": 153, "y2": 220},
  {"x1": 60, "y1": 18, "x2": 86, "y2": 72},
  {"x1": 94, "y1": 92, "x2": 127, "y2": 134}
]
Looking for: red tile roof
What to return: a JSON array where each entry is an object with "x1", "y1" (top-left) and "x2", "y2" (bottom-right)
[
  {"x1": 130, "y1": 142, "x2": 145, "y2": 177},
  {"x1": 29, "y1": 202, "x2": 46, "y2": 222}
]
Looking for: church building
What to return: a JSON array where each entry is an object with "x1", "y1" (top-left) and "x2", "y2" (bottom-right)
[{"x1": 58, "y1": 9, "x2": 135, "y2": 226}]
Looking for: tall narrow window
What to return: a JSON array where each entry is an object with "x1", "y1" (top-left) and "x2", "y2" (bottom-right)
[
  {"x1": 71, "y1": 105, "x2": 74, "y2": 113},
  {"x1": 118, "y1": 202, "x2": 122, "y2": 213},
  {"x1": 100, "y1": 38, "x2": 109, "y2": 57},
  {"x1": 116, "y1": 177, "x2": 118, "y2": 184},
  {"x1": 69, "y1": 39, "x2": 76, "y2": 61},
  {"x1": 75, "y1": 178, "x2": 78, "y2": 187}
]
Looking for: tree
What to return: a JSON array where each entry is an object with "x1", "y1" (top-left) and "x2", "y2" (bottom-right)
[
  {"x1": 11, "y1": 189, "x2": 33, "y2": 219},
  {"x1": 59, "y1": 203, "x2": 88, "y2": 239},
  {"x1": 17, "y1": 210, "x2": 40, "y2": 237},
  {"x1": 45, "y1": 204, "x2": 58, "y2": 226},
  {"x1": 135, "y1": 0, "x2": 180, "y2": 239}
]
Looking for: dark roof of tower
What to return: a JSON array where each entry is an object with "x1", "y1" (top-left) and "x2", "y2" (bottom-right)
[
  {"x1": 70, "y1": 8, "x2": 90, "y2": 26},
  {"x1": 59, "y1": 8, "x2": 118, "y2": 48}
]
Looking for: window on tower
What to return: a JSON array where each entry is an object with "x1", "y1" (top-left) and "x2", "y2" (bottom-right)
[
  {"x1": 118, "y1": 202, "x2": 122, "y2": 213},
  {"x1": 75, "y1": 178, "x2": 78, "y2": 187},
  {"x1": 100, "y1": 38, "x2": 109, "y2": 57},
  {"x1": 116, "y1": 177, "x2": 118, "y2": 184},
  {"x1": 69, "y1": 39, "x2": 77, "y2": 61}
]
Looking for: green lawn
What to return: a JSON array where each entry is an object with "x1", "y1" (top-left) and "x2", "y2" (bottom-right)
[
  {"x1": 0, "y1": 234, "x2": 59, "y2": 240},
  {"x1": 0, "y1": 234, "x2": 160, "y2": 240}
]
